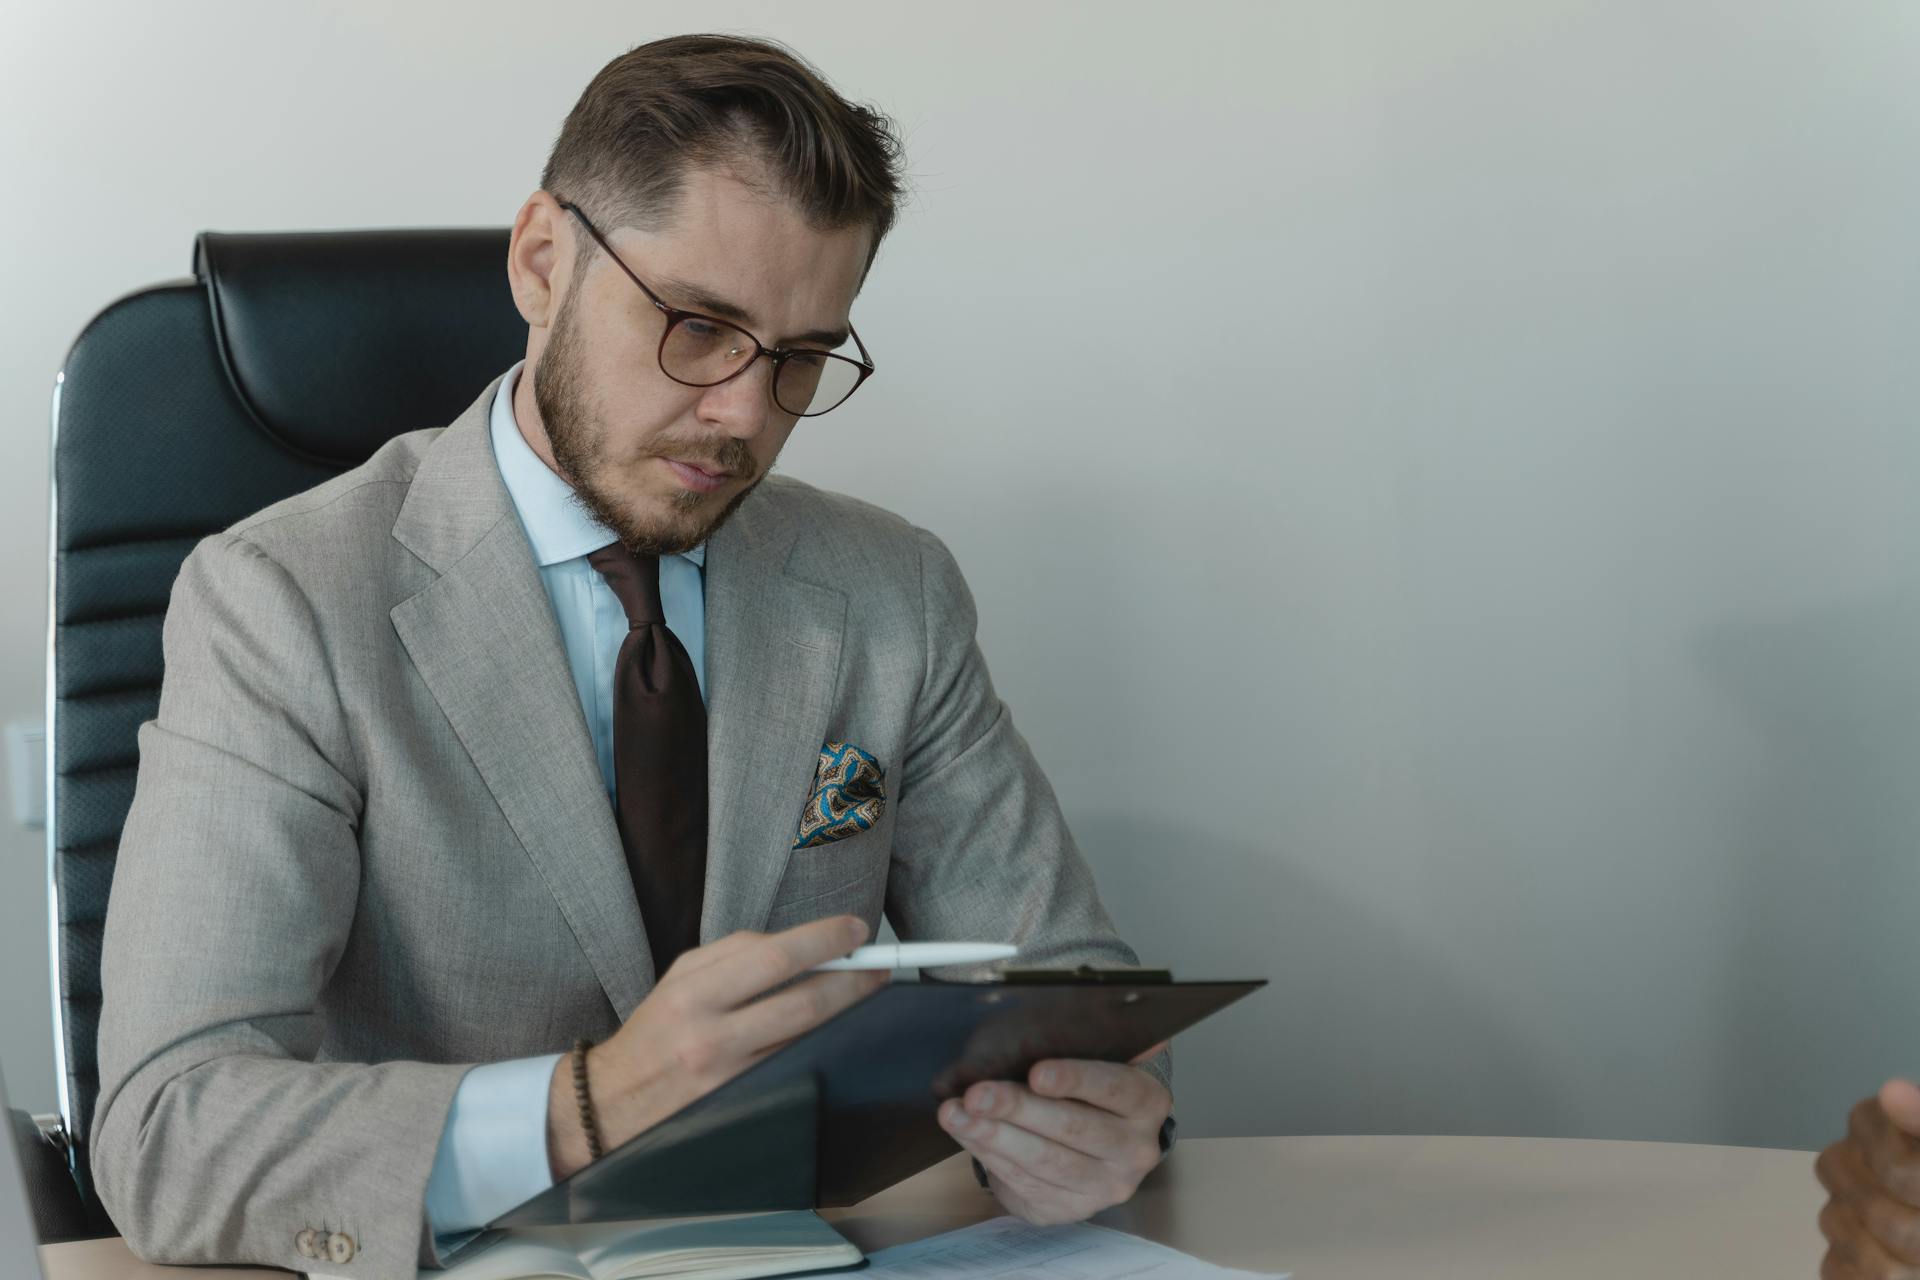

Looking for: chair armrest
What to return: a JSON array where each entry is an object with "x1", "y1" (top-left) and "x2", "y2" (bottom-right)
[{"x1": 7, "y1": 1106, "x2": 96, "y2": 1243}]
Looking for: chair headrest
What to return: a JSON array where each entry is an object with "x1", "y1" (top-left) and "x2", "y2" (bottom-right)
[{"x1": 192, "y1": 229, "x2": 527, "y2": 465}]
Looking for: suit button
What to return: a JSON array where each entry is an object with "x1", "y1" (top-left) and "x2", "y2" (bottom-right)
[
  {"x1": 327, "y1": 1231, "x2": 357, "y2": 1264},
  {"x1": 295, "y1": 1228, "x2": 319, "y2": 1258}
]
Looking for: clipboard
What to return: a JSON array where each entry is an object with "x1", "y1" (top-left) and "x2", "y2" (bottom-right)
[{"x1": 489, "y1": 973, "x2": 1265, "y2": 1228}]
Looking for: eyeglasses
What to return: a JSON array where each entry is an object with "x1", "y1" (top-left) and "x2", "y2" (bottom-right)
[{"x1": 557, "y1": 199, "x2": 876, "y2": 418}]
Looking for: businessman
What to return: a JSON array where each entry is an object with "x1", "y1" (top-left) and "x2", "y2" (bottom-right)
[
  {"x1": 1817, "y1": 1078, "x2": 1920, "y2": 1277},
  {"x1": 91, "y1": 33, "x2": 1172, "y2": 1280}
]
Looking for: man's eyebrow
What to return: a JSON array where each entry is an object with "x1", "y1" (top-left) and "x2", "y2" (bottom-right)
[{"x1": 655, "y1": 273, "x2": 851, "y2": 349}]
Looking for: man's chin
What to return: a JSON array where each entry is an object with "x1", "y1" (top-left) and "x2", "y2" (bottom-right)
[{"x1": 596, "y1": 476, "x2": 760, "y2": 556}]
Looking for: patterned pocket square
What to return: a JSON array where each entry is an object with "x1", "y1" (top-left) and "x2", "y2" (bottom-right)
[{"x1": 793, "y1": 742, "x2": 887, "y2": 849}]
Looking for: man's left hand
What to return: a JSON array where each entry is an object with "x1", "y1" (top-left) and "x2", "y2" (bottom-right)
[{"x1": 937, "y1": 1044, "x2": 1173, "y2": 1225}]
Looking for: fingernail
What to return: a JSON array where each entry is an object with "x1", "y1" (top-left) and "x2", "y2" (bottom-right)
[
  {"x1": 1038, "y1": 1066, "x2": 1058, "y2": 1089},
  {"x1": 844, "y1": 918, "x2": 867, "y2": 943},
  {"x1": 971, "y1": 1087, "x2": 996, "y2": 1112}
]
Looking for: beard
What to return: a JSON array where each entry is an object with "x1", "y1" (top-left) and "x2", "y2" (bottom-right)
[{"x1": 532, "y1": 284, "x2": 764, "y2": 557}]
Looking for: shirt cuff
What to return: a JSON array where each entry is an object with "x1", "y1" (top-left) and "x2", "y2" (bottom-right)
[{"x1": 424, "y1": 1053, "x2": 565, "y2": 1243}]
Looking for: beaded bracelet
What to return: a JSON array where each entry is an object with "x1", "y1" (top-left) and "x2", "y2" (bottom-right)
[{"x1": 571, "y1": 1038, "x2": 604, "y2": 1162}]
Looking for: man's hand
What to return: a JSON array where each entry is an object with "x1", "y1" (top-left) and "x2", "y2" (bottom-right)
[
  {"x1": 937, "y1": 1041, "x2": 1173, "y2": 1225},
  {"x1": 1816, "y1": 1078, "x2": 1920, "y2": 1278},
  {"x1": 546, "y1": 915, "x2": 887, "y2": 1178}
]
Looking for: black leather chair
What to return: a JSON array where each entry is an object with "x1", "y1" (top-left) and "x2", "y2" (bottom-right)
[{"x1": 15, "y1": 226, "x2": 525, "y2": 1241}]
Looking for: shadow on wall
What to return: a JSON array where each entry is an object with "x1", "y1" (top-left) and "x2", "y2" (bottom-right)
[
  {"x1": 1074, "y1": 813, "x2": 1559, "y2": 1142},
  {"x1": 1704, "y1": 588, "x2": 1920, "y2": 1152}
]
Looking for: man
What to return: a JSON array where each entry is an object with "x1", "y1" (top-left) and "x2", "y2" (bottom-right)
[
  {"x1": 91, "y1": 33, "x2": 1173, "y2": 1280},
  {"x1": 1817, "y1": 1078, "x2": 1920, "y2": 1277}
]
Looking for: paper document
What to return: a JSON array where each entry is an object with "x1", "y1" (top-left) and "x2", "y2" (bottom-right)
[{"x1": 861, "y1": 1215, "x2": 1288, "y2": 1279}]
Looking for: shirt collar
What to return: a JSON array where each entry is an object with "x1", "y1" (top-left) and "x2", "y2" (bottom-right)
[{"x1": 488, "y1": 359, "x2": 707, "y2": 570}]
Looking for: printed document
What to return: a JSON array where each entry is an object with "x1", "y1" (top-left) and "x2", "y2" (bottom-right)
[{"x1": 861, "y1": 1215, "x2": 1288, "y2": 1279}]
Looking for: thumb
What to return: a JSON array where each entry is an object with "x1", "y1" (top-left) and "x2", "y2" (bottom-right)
[{"x1": 1879, "y1": 1079, "x2": 1920, "y2": 1138}]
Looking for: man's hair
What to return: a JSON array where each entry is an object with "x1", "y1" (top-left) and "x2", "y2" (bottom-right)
[{"x1": 540, "y1": 34, "x2": 906, "y2": 270}]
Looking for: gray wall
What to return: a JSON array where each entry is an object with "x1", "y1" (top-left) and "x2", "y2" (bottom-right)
[{"x1": 3, "y1": 0, "x2": 1916, "y2": 1153}]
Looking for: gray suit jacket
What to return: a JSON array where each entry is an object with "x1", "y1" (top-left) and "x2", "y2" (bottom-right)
[{"x1": 92, "y1": 374, "x2": 1167, "y2": 1279}]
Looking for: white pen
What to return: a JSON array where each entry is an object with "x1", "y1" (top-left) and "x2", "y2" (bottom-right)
[{"x1": 812, "y1": 942, "x2": 1019, "y2": 971}]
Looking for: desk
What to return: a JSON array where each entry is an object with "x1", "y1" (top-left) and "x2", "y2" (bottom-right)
[{"x1": 39, "y1": 1135, "x2": 1825, "y2": 1279}]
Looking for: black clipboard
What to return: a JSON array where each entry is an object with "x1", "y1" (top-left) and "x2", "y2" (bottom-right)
[{"x1": 490, "y1": 974, "x2": 1264, "y2": 1228}]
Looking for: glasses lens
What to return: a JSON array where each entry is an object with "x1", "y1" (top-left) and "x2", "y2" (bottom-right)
[
  {"x1": 774, "y1": 352, "x2": 864, "y2": 416},
  {"x1": 660, "y1": 315, "x2": 759, "y2": 386}
]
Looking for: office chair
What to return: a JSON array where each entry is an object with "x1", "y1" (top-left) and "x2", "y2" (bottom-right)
[{"x1": 14, "y1": 225, "x2": 525, "y2": 1241}]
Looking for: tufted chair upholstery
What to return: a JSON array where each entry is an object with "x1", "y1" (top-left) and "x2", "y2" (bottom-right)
[{"x1": 26, "y1": 226, "x2": 524, "y2": 1239}]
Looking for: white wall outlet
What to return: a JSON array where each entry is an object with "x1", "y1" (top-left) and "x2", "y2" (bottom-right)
[{"x1": 5, "y1": 720, "x2": 46, "y2": 830}]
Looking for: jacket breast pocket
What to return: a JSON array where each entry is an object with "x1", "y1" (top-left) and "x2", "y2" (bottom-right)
[{"x1": 765, "y1": 824, "x2": 890, "y2": 930}]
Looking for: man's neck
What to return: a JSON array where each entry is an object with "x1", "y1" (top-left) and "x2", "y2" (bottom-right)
[{"x1": 511, "y1": 361, "x2": 567, "y2": 480}]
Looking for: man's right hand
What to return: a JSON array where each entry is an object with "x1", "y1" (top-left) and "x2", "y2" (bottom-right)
[{"x1": 546, "y1": 915, "x2": 887, "y2": 1179}]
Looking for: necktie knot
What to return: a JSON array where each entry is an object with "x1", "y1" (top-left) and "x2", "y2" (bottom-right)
[{"x1": 587, "y1": 542, "x2": 664, "y2": 628}]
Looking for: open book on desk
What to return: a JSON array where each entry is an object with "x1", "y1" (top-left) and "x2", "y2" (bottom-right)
[{"x1": 304, "y1": 1210, "x2": 863, "y2": 1280}]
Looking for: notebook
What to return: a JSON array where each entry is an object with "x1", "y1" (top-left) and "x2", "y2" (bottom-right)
[{"x1": 306, "y1": 1210, "x2": 862, "y2": 1280}]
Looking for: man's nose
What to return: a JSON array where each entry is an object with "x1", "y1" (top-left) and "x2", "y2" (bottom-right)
[{"x1": 695, "y1": 358, "x2": 776, "y2": 438}]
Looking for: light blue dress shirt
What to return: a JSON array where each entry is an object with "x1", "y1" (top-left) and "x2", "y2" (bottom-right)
[{"x1": 422, "y1": 360, "x2": 708, "y2": 1245}]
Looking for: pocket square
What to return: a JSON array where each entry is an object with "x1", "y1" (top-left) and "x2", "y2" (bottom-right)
[{"x1": 793, "y1": 742, "x2": 887, "y2": 850}]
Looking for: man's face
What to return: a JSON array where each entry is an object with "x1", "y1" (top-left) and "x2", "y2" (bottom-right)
[{"x1": 512, "y1": 165, "x2": 872, "y2": 556}]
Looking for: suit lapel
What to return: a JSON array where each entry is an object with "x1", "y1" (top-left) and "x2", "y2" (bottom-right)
[
  {"x1": 699, "y1": 486, "x2": 849, "y2": 940},
  {"x1": 389, "y1": 378, "x2": 653, "y2": 1017}
]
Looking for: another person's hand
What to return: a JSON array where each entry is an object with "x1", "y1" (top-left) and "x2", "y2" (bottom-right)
[
  {"x1": 938, "y1": 1040, "x2": 1173, "y2": 1225},
  {"x1": 546, "y1": 915, "x2": 887, "y2": 1178},
  {"x1": 1816, "y1": 1077, "x2": 1920, "y2": 1277}
]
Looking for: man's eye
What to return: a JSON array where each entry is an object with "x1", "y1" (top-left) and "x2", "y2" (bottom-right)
[
  {"x1": 683, "y1": 319, "x2": 725, "y2": 339},
  {"x1": 786, "y1": 351, "x2": 827, "y2": 368}
]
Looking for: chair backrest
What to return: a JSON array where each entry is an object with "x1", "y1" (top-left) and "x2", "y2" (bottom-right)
[{"x1": 47, "y1": 226, "x2": 525, "y2": 1228}]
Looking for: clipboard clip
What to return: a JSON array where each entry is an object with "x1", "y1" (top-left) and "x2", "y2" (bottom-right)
[{"x1": 998, "y1": 965, "x2": 1173, "y2": 984}]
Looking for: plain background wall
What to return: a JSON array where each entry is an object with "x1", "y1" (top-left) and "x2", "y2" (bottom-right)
[{"x1": 2, "y1": 0, "x2": 1917, "y2": 1153}]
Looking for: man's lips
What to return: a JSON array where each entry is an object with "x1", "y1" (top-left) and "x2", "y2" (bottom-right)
[{"x1": 661, "y1": 456, "x2": 734, "y2": 493}]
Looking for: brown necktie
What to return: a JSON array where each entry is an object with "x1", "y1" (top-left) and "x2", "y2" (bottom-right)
[{"x1": 586, "y1": 542, "x2": 708, "y2": 979}]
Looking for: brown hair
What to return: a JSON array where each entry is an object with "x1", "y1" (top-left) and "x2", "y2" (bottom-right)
[{"x1": 540, "y1": 34, "x2": 906, "y2": 271}]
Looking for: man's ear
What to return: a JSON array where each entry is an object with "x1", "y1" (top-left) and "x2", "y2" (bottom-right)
[{"x1": 508, "y1": 191, "x2": 571, "y2": 330}]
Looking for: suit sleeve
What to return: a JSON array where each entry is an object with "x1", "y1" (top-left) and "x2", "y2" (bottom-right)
[
  {"x1": 90, "y1": 533, "x2": 470, "y2": 1279},
  {"x1": 882, "y1": 528, "x2": 1174, "y2": 1109}
]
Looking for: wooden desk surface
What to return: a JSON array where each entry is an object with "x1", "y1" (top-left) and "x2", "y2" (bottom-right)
[{"x1": 39, "y1": 1134, "x2": 1826, "y2": 1279}]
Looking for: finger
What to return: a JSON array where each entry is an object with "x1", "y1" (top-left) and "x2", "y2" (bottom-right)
[
  {"x1": 1820, "y1": 1198, "x2": 1920, "y2": 1279},
  {"x1": 1885, "y1": 1081, "x2": 1920, "y2": 1140},
  {"x1": 694, "y1": 916, "x2": 871, "y2": 1008},
  {"x1": 1029, "y1": 1058, "x2": 1168, "y2": 1118},
  {"x1": 1128, "y1": 1040, "x2": 1170, "y2": 1067},
  {"x1": 938, "y1": 1098, "x2": 1124, "y2": 1203},
  {"x1": 1820, "y1": 1143, "x2": 1920, "y2": 1265},
  {"x1": 660, "y1": 929, "x2": 766, "y2": 980},
  {"x1": 1861, "y1": 1188, "x2": 1920, "y2": 1267},
  {"x1": 725, "y1": 968, "x2": 888, "y2": 1055},
  {"x1": 942, "y1": 1116, "x2": 1109, "y2": 1223},
  {"x1": 1820, "y1": 1141, "x2": 1881, "y2": 1202},
  {"x1": 963, "y1": 1141, "x2": 1102, "y2": 1227},
  {"x1": 1851, "y1": 1098, "x2": 1920, "y2": 1208},
  {"x1": 960, "y1": 1081, "x2": 1137, "y2": 1162}
]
